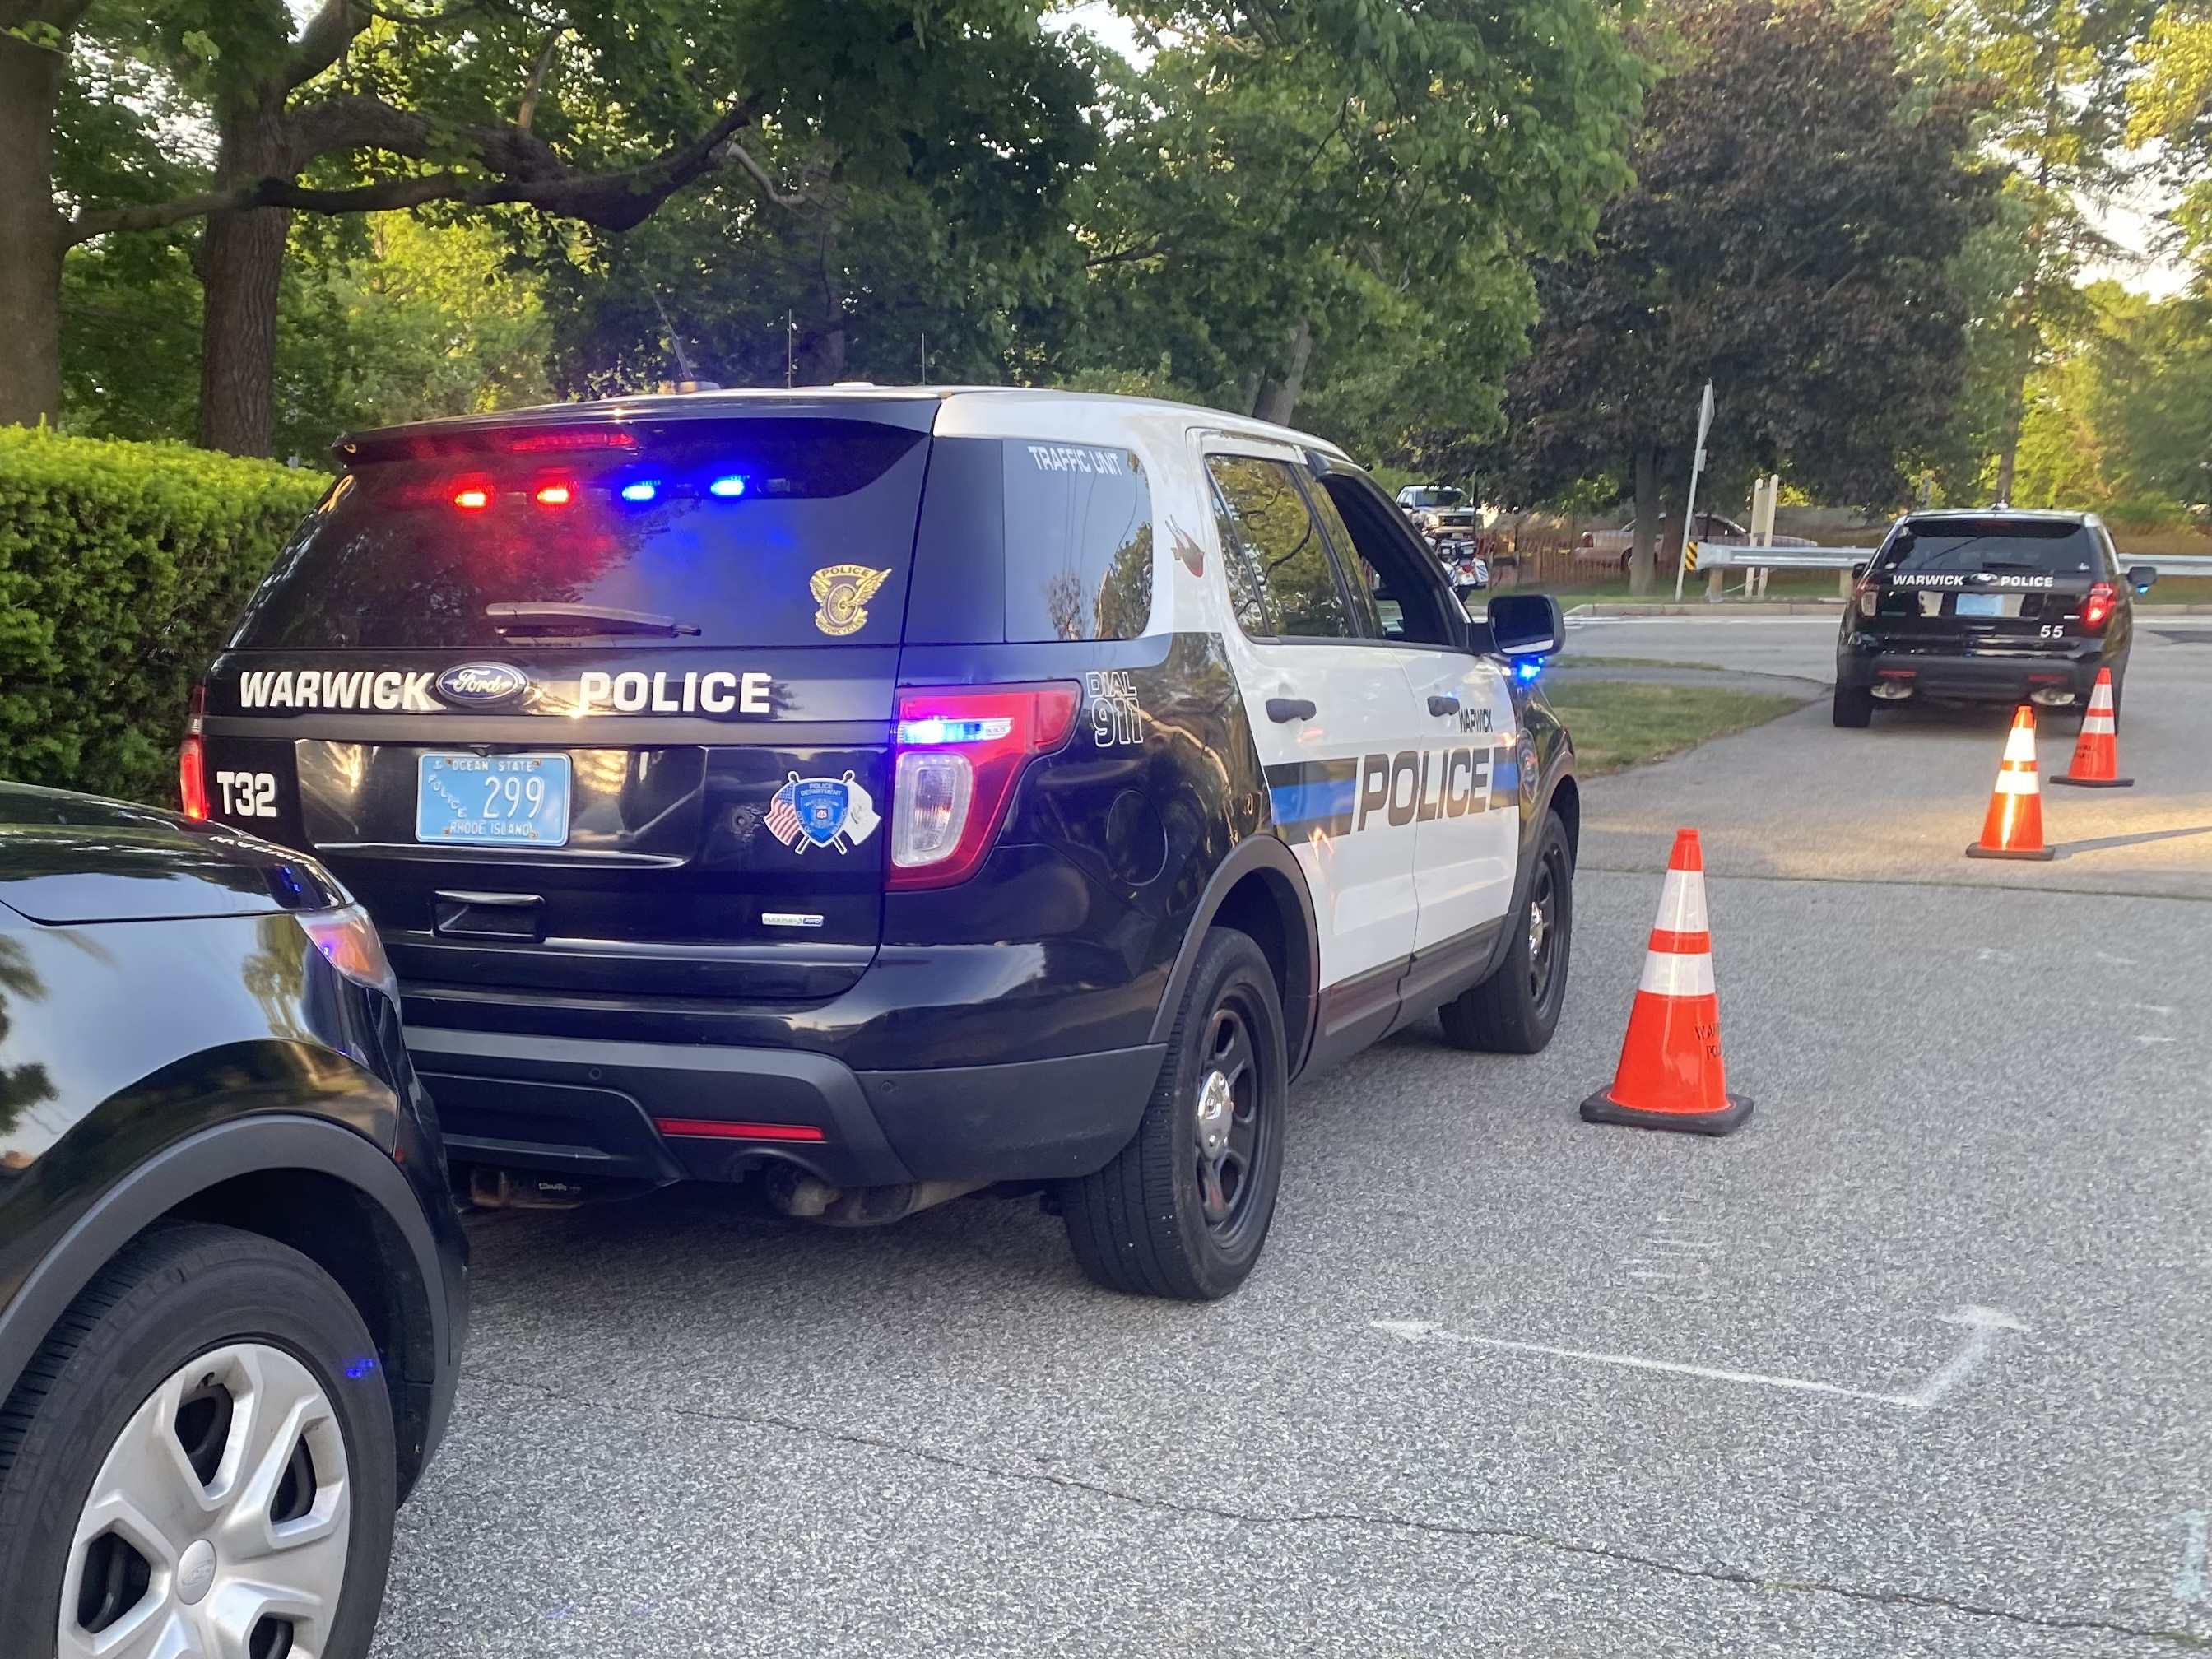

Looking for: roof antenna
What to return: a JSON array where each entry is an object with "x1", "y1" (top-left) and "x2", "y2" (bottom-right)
[{"x1": 651, "y1": 289, "x2": 717, "y2": 393}]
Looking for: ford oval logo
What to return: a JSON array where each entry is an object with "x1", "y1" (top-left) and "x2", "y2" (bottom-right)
[{"x1": 435, "y1": 662, "x2": 529, "y2": 706}]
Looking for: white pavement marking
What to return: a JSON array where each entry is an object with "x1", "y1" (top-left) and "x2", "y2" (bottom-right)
[
  {"x1": 2138, "y1": 1034, "x2": 2179, "y2": 1044},
  {"x1": 2174, "y1": 1512, "x2": 2208, "y2": 1606},
  {"x1": 1372, "y1": 1306, "x2": 2028, "y2": 1413}
]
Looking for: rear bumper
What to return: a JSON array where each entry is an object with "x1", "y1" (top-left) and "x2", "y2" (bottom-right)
[
  {"x1": 1837, "y1": 643, "x2": 2112, "y2": 703},
  {"x1": 407, "y1": 1025, "x2": 1164, "y2": 1188}
]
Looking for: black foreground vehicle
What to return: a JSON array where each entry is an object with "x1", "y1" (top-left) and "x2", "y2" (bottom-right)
[
  {"x1": 0, "y1": 784, "x2": 467, "y2": 1659},
  {"x1": 190, "y1": 385, "x2": 1578, "y2": 1301},
  {"x1": 1835, "y1": 509, "x2": 2158, "y2": 726}
]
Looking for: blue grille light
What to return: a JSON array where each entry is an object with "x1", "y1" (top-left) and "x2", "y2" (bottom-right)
[
  {"x1": 708, "y1": 474, "x2": 749, "y2": 498},
  {"x1": 619, "y1": 480, "x2": 659, "y2": 503},
  {"x1": 1514, "y1": 657, "x2": 1546, "y2": 683},
  {"x1": 898, "y1": 716, "x2": 1015, "y2": 746}
]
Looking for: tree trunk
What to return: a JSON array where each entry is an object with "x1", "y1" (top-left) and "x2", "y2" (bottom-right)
[
  {"x1": 1629, "y1": 444, "x2": 1660, "y2": 596},
  {"x1": 0, "y1": 29, "x2": 69, "y2": 430},
  {"x1": 792, "y1": 211, "x2": 847, "y2": 385},
  {"x1": 1991, "y1": 223, "x2": 2042, "y2": 507},
  {"x1": 1253, "y1": 316, "x2": 1313, "y2": 428},
  {"x1": 198, "y1": 91, "x2": 295, "y2": 456}
]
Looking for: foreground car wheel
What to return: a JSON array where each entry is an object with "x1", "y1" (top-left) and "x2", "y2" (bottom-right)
[
  {"x1": 1059, "y1": 928, "x2": 1288, "y2": 1301},
  {"x1": 1833, "y1": 684, "x2": 1874, "y2": 727},
  {"x1": 0, "y1": 1225, "x2": 396, "y2": 1659},
  {"x1": 1440, "y1": 811, "x2": 1573, "y2": 1054}
]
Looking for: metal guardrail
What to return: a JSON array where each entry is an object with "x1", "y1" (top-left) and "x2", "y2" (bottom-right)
[
  {"x1": 1692, "y1": 544, "x2": 1866, "y2": 571},
  {"x1": 1694, "y1": 545, "x2": 2212, "y2": 579},
  {"x1": 2124, "y1": 553, "x2": 2212, "y2": 579}
]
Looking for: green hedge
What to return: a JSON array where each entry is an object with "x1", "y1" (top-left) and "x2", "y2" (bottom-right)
[{"x1": 0, "y1": 430, "x2": 330, "y2": 806}]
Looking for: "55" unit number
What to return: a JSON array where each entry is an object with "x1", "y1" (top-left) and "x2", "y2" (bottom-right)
[{"x1": 216, "y1": 770, "x2": 278, "y2": 818}]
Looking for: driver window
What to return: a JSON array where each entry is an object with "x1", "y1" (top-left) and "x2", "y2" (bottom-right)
[
  {"x1": 1303, "y1": 478, "x2": 1387, "y2": 639},
  {"x1": 1315, "y1": 474, "x2": 1457, "y2": 648}
]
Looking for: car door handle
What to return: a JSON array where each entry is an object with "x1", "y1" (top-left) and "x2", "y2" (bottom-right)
[
  {"x1": 1266, "y1": 697, "x2": 1317, "y2": 723},
  {"x1": 1427, "y1": 694, "x2": 1461, "y2": 717}
]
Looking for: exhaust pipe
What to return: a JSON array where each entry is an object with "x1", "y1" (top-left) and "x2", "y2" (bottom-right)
[{"x1": 764, "y1": 1168, "x2": 988, "y2": 1227}]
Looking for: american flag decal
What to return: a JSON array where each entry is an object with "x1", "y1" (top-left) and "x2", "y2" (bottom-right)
[{"x1": 764, "y1": 770, "x2": 878, "y2": 854}]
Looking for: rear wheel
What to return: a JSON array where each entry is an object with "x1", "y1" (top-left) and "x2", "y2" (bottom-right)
[
  {"x1": 1440, "y1": 811, "x2": 1573, "y2": 1054},
  {"x1": 0, "y1": 1224, "x2": 397, "y2": 1659},
  {"x1": 1833, "y1": 684, "x2": 1874, "y2": 727},
  {"x1": 1059, "y1": 928, "x2": 1289, "y2": 1300}
]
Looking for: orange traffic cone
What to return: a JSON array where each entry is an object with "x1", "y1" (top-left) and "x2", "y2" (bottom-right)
[
  {"x1": 1965, "y1": 705, "x2": 2056, "y2": 860},
  {"x1": 1580, "y1": 829, "x2": 1753, "y2": 1136},
  {"x1": 2051, "y1": 668, "x2": 2131, "y2": 788}
]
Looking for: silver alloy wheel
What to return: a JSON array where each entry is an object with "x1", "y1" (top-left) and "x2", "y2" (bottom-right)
[
  {"x1": 1527, "y1": 892, "x2": 1549, "y2": 964},
  {"x1": 59, "y1": 1343, "x2": 351, "y2": 1659}
]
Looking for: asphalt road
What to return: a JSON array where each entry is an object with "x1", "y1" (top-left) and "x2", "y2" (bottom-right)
[{"x1": 372, "y1": 615, "x2": 2211, "y2": 1657}]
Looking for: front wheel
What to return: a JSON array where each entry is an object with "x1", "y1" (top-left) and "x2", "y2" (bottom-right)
[
  {"x1": 1059, "y1": 928, "x2": 1290, "y2": 1300},
  {"x1": 1440, "y1": 811, "x2": 1573, "y2": 1053},
  {"x1": 0, "y1": 1224, "x2": 397, "y2": 1659},
  {"x1": 1833, "y1": 684, "x2": 1874, "y2": 727}
]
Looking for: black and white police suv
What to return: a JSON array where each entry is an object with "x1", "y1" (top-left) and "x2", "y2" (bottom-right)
[
  {"x1": 1834, "y1": 509, "x2": 2159, "y2": 727},
  {"x1": 191, "y1": 387, "x2": 1578, "y2": 1299}
]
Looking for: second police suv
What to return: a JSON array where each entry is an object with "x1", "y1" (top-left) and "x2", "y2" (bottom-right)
[{"x1": 189, "y1": 388, "x2": 1578, "y2": 1299}]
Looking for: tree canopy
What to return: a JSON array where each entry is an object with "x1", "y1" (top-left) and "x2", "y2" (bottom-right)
[{"x1": 1497, "y1": 0, "x2": 1991, "y2": 587}]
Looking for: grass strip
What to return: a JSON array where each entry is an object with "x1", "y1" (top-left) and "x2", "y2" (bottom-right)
[{"x1": 1540, "y1": 681, "x2": 1808, "y2": 775}]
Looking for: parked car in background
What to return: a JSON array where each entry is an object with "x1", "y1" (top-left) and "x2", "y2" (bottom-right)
[
  {"x1": 0, "y1": 784, "x2": 467, "y2": 1659},
  {"x1": 1576, "y1": 513, "x2": 1816, "y2": 569}
]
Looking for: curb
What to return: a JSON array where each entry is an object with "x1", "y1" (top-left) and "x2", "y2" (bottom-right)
[{"x1": 1565, "y1": 601, "x2": 1846, "y2": 619}]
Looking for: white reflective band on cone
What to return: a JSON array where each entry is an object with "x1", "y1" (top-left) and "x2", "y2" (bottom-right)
[
  {"x1": 1652, "y1": 867, "x2": 1710, "y2": 935},
  {"x1": 2082, "y1": 715, "x2": 2115, "y2": 734},
  {"x1": 1994, "y1": 769, "x2": 2039, "y2": 795},
  {"x1": 2002, "y1": 725, "x2": 2038, "y2": 764},
  {"x1": 1638, "y1": 950, "x2": 1717, "y2": 997}
]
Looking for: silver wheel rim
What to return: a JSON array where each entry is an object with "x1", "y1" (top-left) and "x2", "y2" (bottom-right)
[{"x1": 60, "y1": 1342, "x2": 351, "y2": 1659}]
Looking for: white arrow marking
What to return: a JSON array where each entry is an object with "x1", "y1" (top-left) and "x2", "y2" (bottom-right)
[{"x1": 1373, "y1": 1305, "x2": 2028, "y2": 1411}]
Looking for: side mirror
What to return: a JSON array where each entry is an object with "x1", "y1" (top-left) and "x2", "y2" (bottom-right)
[
  {"x1": 2128, "y1": 564, "x2": 2158, "y2": 593},
  {"x1": 1852, "y1": 560, "x2": 1870, "y2": 579},
  {"x1": 1485, "y1": 592, "x2": 1564, "y2": 658}
]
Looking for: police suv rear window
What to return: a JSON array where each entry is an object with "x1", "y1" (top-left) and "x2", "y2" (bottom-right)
[
  {"x1": 232, "y1": 419, "x2": 927, "y2": 650},
  {"x1": 1874, "y1": 519, "x2": 2099, "y2": 579},
  {"x1": 1003, "y1": 442, "x2": 1152, "y2": 642}
]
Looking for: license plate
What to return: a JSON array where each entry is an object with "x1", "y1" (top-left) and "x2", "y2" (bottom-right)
[
  {"x1": 1956, "y1": 592, "x2": 2012, "y2": 618},
  {"x1": 416, "y1": 753, "x2": 571, "y2": 846}
]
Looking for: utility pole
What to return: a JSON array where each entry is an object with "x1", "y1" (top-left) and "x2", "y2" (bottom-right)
[
  {"x1": 785, "y1": 312, "x2": 795, "y2": 389},
  {"x1": 1674, "y1": 382, "x2": 1716, "y2": 603},
  {"x1": 920, "y1": 331, "x2": 928, "y2": 387}
]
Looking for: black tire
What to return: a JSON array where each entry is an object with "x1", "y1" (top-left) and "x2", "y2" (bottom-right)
[
  {"x1": 1059, "y1": 928, "x2": 1289, "y2": 1300},
  {"x1": 1832, "y1": 684, "x2": 1874, "y2": 727},
  {"x1": 0, "y1": 1224, "x2": 397, "y2": 1659},
  {"x1": 1440, "y1": 811, "x2": 1573, "y2": 1054}
]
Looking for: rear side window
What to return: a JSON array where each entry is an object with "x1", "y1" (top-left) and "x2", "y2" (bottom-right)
[
  {"x1": 1208, "y1": 456, "x2": 1352, "y2": 639},
  {"x1": 232, "y1": 419, "x2": 928, "y2": 649},
  {"x1": 1875, "y1": 518, "x2": 2099, "y2": 578},
  {"x1": 1003, "y1": 442, "x2": 1154, "y2": 642}
]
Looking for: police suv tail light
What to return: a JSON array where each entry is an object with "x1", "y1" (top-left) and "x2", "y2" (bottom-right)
[
  {"x1": 179, "y1": 684, "x2": 208, "y2": 821},
  {"x1": 1855, "y1": 579, "x2": 1879, "y2": 618},
  {"x1": 887, "y1": 683, "x2": 1080, "y2": 890},
  {"x1": 2080, "y1": 582, "x2": 2117, "y2": 631}
]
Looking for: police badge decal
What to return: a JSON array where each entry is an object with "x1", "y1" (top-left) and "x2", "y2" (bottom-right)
[
  {"x1": 764, "y1": 771, "x2": 880, "y2": 854},
  {"x1": 810, "y1": 565, "x2": 891, "y2": 636}
]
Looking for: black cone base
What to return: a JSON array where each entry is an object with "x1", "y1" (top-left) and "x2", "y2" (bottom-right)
[
  {"x1": 2050, "y1": 775, "x2": 2132, "y2": 788},
  {"x1": 1964, "y1": 843, "x2": 2056, "y2": 860},
  {"x1": 1579, "y1": 1088, "x2": 1754, "y2": 1137}
]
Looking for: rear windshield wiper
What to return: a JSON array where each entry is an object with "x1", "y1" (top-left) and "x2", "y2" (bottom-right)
[{"x1": 485, "y1": 602, "x2": 700, "y2": 638}]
